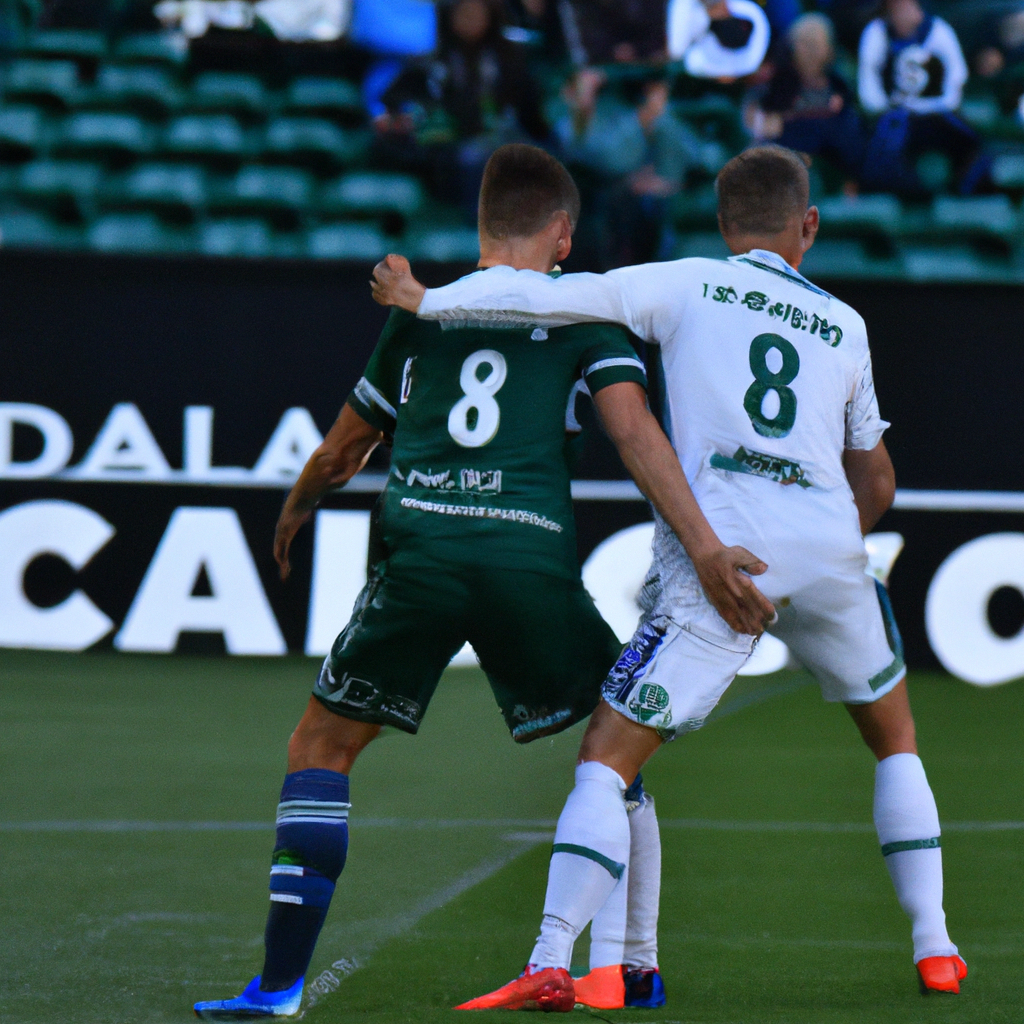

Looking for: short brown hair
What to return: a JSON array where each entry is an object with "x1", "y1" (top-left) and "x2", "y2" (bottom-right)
[
  {"x1": 716, "y1": 145, "x2": 809, "y2": 236},
  {"x1": 478, "y1": 144, "x2": 581, "y2": 240}
]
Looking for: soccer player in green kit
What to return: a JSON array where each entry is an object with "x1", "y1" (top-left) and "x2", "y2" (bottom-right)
[{"x1": 193, "y1": 144, "x2": 773, "y2": 1019}]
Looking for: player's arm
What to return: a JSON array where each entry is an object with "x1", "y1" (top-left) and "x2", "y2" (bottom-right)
[
  {"x1": 843, "y1": 440, "x2": 895, "y2": 536},
  {"x1": 274, "y1": 405, "x2": 383, "y2": 579},
  {"x1": 593, "y1": 381, "x2": 776, "y2": 635},
  {"x1": 371, "y1": 254, "x2": 651, "y2": 337}
]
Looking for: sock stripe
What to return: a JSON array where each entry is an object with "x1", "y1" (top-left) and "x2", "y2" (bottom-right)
[
  {"x1": 551, "y1": 842, "x2": 625, "y2": 880},
  {"x1": 881, "y1": 836, "x2": 941, "y2": 856}
]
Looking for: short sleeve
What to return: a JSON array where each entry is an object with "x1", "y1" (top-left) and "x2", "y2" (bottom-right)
[
  {"x1": 577, "y1": 324, "x2": 647, "y2": 394},
  {"x1": 346, "y1": 308, "x2": 413, "y2": 433},
  {"x1": 845, "y1": 349, "x2": 889, "y2": 451}
]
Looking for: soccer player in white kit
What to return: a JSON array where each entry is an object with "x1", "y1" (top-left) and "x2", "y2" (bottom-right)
[{"x1": 372, "y1": 145, "x2": 965, "y2": 1004}]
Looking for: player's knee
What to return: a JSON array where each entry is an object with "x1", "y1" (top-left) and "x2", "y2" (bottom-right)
[{"x1": 287, "y1": 713, "x2": 378, "y2": 773}]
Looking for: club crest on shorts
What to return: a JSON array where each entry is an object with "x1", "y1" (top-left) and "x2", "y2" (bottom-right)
[{"x1": 627, "y1": 683, "x2": 672, "y2": 727}]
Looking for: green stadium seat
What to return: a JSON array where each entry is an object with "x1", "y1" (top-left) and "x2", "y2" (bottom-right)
[
  {"x1": 0, "y1": 107, "x2": 44, "y2": 163},
  {"x1": 17, "y1": 160, "x2": 102, "y2": 220},
  {"x1": 902, "y1": 244, "x2": 1007, "y2": 282},
  {"x1": 112, "y1": 33, "x2": 190, "y2": 68},
  {"x1": 23, "y1": 30, "x2": 107, "y2": 62},
  {"x1": 817, "y1": 194, "x2": 902, "y2": 231},
  {"x1": 405, "y1": 227, "x2": 478, "y2": 262},
  {"x1": 78, "y1": 65, "x2": 182, "y2": 118},
  {"x1": 187, "y1": 72, "x2": 269, "y2": 121},
  {"x1": 319, "y1": 171, "x2": 423, "y2": 221},
  {"x1": 4, "y1": 59, "x2": 79, "y2": 110},
  {"x1": 816, "y1": 194, "x2": 902, "y2": 255},
  {"x1": 992, "y1": 153, "x2": 1024, "y2": 189},
  {"x1": 103, "y1": 163, "x2": 206, "y2": 221},
  {"x1": 282, "y1": 77, "x2": 365, "y2": 126},
  {"x1": 799, "y1": 239, "x2": 902, "y2": 279},
  {"x1": 0, "y1": 207, "x2": 79, "y2": 248},
  {"x1": 199, "y1": 218, "x2": 275, "y2": 257},
  {"x1": 53, "y1": 111, "x2": 154, "y2": 165},
  {"x1": 161, "y1": 114, "x2": 247, "y2": 167},
  {"x1": 959, "y1": 95, "x2": 1000, "y2": 130},
  {"x1": 307, "y1": 222, "x2": 388, "y2": 260},
  {"x1": 87, "y1": 211, "x2": 190, "y2": 253},
  {"x1": 932, "y1": 195, "x2": 1016, "y2": 238},
  {"x1": 209, "y1": 165, "x2": 314, "y2": 229},
  {"x1": 260, "y1": 117, "x2": 367, "y2": 174}
]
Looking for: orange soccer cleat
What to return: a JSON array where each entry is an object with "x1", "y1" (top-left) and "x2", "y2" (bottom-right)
[
  {"x1": 917, "y1": 955, "x2": 968, "y2": 994},
  {"x1": 455, "y1": 965, "x2": 575, "y2": 1012},
  {"x1": 572, "y1": 965, "x2": 625, "y2": 1009}
]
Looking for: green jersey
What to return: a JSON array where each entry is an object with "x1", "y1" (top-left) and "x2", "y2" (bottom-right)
[{"x1": 347, "y1": 307, "x2": 646, "y2": 580}]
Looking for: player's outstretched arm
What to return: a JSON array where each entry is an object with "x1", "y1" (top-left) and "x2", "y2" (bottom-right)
[
  {"x1": 593, "y1": 382, "x2": 776, "y2": 635},
  {"x1": 274, "y1": 405, "x2": 383, "y2": 580},
  {"x1": 843, "y1": 439, "x2": 896, "y2": 535},
  {"x1": 372, "y1": 252, "x2": 648, "y2": 334}
]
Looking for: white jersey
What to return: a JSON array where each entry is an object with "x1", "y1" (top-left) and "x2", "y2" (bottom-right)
[{"x1": 418, "y1": 250, "x2": 889, "y2": 639}]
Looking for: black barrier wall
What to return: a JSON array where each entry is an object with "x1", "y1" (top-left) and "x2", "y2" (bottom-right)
[{"x1": 3, "y1": 251, "x2": 1024, "y2": 680}]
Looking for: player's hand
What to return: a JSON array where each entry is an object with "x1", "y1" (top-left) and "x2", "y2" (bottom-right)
[
  {"x1": 692, "y1": 544, "x2": 776, "y2": 636},
  {"x1": 274, "y1": 507, "x2": 312, "y2": 581},
  {"x1": 371, "y1": 254, "x2": 427, "y2": 312}
]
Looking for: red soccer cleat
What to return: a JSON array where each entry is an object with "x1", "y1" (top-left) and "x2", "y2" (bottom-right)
[
  {"x1": 572, "y1": 965, "x2": 625, "y2": 1009},
  {"x1": 917, "y1": 955, "x2": 968, "y2": 994},
  {"x1": 455, "y1": 965, "x2": 575, "y2": 1011}
]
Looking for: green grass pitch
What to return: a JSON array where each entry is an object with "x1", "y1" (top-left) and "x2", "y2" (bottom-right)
[{"x1": 1, "y1": 648, "x2": 1021, "y2": 1024}]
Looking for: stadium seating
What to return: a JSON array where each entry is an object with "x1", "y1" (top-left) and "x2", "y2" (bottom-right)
[
  {"x1": 208, "y1": 165, "x2": 314, "y2": 229},
  {"x1": 0, "y1": 107, "x2": 44, "y2": 162},
  {"x1": 0, "y1": 18, "x2": 1021, "y2": 275},
  {"x1": 17, "y1": 159, "x2": 102, "y2": 220},
  {"x1": 161, "y1": 114, "x2": 247, "y2": 166},
  {"x1": 53, "y1": 111, "x2": 154, "y2": 165},
  {"x1": 4, "y1": 59, "x2": 80, "y2": 110},
  {"x1": 78, "y1": 65, "x2": 182, "y2": 119},
  {"x1": 102, "y1": 162, "x2": 206, "y2": 222}
]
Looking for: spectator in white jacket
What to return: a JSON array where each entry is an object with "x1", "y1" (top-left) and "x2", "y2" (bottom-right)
[{"x1": 858, "y1": 0, "x2": 989, "y2": 196}]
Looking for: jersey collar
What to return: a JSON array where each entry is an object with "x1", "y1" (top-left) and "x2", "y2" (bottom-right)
[{"x1": 731, "y1": 248, "x2": 831, "y2": 298}]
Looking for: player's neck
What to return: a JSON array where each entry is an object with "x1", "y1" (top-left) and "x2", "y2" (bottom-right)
[
  {"x1": 723, "y1": 236, "x2": 804, "y2": 271},
  {"x1": 477, "y1": 239, "x2": 557, "y2": 275}
]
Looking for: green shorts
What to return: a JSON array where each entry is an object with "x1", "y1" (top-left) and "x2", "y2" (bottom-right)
[{"x1": 312, "y1": 554, "x2": 622, "y2": 743}]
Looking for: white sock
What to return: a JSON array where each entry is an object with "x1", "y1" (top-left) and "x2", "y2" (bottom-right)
[
  {"x1": 874, "y1": 753, "x2": 958, "y2": 963},
  {"x1": 588, "y1": 791, "x2": 662, "y2": 969},
  {"x1": 624, "y1": 793, "x2": 661, "y2": 969},
  {"x1": 530, "y1": 761, "x2": 630, "y2": 970}
]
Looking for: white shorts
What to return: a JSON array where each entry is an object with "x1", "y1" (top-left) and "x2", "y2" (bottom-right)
[{"x1": 601, "y1": 567, "x2": 906, "y2": 741}]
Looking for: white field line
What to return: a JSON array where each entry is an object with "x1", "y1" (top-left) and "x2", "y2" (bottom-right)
[
  {"x1": 2, "y1": 818, "x2": 1021, "y2": 833},
  {"x1": 301, "y1": 832, "x2": 546, "y2": 1011},
  {"x1": 46, "y1": 469, "x2": 1024, "y2": 512}
]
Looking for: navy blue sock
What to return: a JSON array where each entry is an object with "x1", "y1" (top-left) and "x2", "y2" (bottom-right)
[{"x1": 259, "y1": 768, "x2": 350, "y2": 992}]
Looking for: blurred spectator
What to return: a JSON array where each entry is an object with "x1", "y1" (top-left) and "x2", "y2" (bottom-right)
[
  {"x1": 378, "y1": 0, "x2": 548, "y2": 211},
  {"x1": 557, "y1": 68, "x2": 705, "y2": 265},
  {"x1": 858, "y1": 0, "x2": 989, "y2": 196},
  {"x1": 746, "y1": 13, "x2": 865, "y2": 182},
  {"x1": 668, "y1": 0, "x2": 771, "y2": 80},
  {"x1": 560, "y1": 0, "x2": 668, "y2": 65}
]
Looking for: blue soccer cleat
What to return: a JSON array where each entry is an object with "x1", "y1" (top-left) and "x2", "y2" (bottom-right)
[
  {"x1": 193, "y1": 975, "x2": 303, "y2": 1020},
  {"x1": 624, "y1": 966, "x2": 666, "y2": 1008}
]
